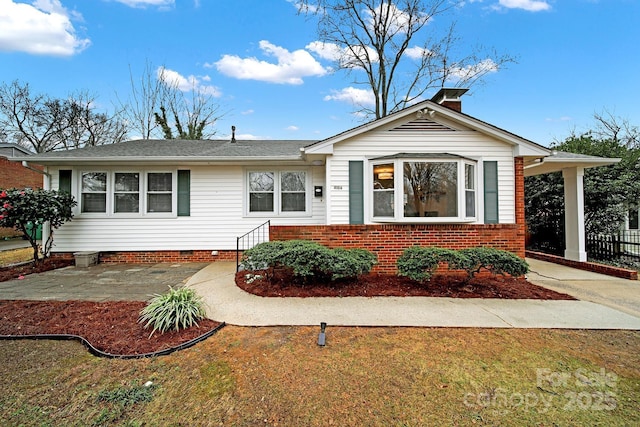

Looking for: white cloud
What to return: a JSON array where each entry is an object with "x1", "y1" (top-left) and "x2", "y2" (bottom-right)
[
  {"x1": 497, "y1": 0, "x2": 551, "y2": 11},
  {"x1": 241, "y1": 109, "x2": 254, "y2": 115},
  {"x1": 212, "y1": 40, "x2": 329, "y2": 85},
  {"x1": 366, "y1": 3, "x2": 430, "y2": 34},
  {"x1": 157, "y1": 66, "x2": 222, "y2": 97},
  {"x1": 285, "y1": 125, "x2": 299, "y2": 131},
  {"x1": 306, "y1": 41, "x2": 378, "y2": 67},
  {"x1": 0, "y1": 0, "x2": 90, "y2": 56},
  {"x1": 286, "y1": 0, "x2": 320, "y2": 13},
  {"x1": 447, "y1": 58, "x2": 499, "y2": 81},
  {"x1": 405, "y1": 46, "x2": 433, "y2": 60},
  {"x1": 111, "y1": 0, "x2": 175, "y2": 8},
  {"x1": 324, "y1": 87, "x2": 376, "y2": 107}
]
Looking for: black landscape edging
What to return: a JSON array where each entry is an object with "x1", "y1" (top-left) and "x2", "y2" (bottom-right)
[{"x1": 0, "y1": 321, "x2": 226, "y2": 359}]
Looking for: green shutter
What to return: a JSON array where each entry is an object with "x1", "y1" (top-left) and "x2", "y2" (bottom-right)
[
  {"x1": 349, "y1": 161, "x2": 364, "y2": 224},
  {"x1": 483, "y1": 161, "x2": 498, "y2": 224},
  {"x1": 177, "y1": 170, "x2": 190, "y2": 216},
  {"x1": 59, "y1": 170, "x2": 72, "y2": 194}
]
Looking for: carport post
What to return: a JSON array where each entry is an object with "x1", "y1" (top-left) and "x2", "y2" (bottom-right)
[{"x1": 562, "y1": 166, "x2": 587, "y2": 262}]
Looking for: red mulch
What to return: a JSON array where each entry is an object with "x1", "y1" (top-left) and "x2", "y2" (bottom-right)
[
  {"x1": 236, "y1": 270, "x2": 576, "y2": 300},
  {"x1": 0, "y1": 300, "x2": 221, "y2": 356},
  {"x1": 0, "y1": 258, "x2": 75, "y2": 282}
]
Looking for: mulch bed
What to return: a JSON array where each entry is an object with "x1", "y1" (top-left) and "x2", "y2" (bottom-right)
[
  {"x1": 0, "y1": 300, "x2": 221, "y2": 356},
  {"x1": 236, "y1": 270, "x2": 577, "y2": 300}
]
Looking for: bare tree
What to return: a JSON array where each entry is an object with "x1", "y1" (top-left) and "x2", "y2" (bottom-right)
[
  {"x1": 0, "y1": 81, "x2": 127, "y2": 153},
  {"x1": 592, "y1": 109, "x2": 640, "y2": 148},
  {"x1": 117, "y1": 63, "x2": 223, "y2": 140},
  {"x1": 115, "y1": 61, "x2": 165, "y2": 140},
  {"x1": 298, "y1": 0, "x2": 516, "y2": 119},
  {"x1": 58, "y1": 90, "x2": 128, "y2": 149},
  {"x1": 154, "y1": 67, "x2": 222, "y2": 140}
]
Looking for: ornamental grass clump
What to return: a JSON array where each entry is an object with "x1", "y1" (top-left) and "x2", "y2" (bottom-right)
[{"x1": 139, "y1": 286, "x2": 206, "y2": 337}]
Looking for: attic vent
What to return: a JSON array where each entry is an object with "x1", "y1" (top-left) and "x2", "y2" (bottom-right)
[
  {"x1": 389, "y1": 118, "x2": 454, "y2": 132},
  {"x1": 231, "y1": 125, "x2": 236, "y2": 143}
]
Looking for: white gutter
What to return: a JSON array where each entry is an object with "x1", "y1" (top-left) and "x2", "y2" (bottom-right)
[{"x1": 22, "y1": 161, "x2": 51, "y2": 177}]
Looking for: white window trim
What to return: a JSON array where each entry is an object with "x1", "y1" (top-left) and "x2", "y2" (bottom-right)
[
  {"x1": 77, "y1": 169, "x2": 178, "y2": 218},
  {"x1": 244, "y1": 167, "x2": 312, "y2": 217},
  {"x1": 369, "y1": 157, "x2": 479, "y2": 223}
]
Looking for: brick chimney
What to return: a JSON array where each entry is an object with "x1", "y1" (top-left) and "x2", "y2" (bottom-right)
[{"x1": 431, "y1": 88, "x2": 469, "y2": 112}]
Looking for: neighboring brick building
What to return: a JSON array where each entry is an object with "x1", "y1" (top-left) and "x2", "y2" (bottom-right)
[{"x1": 0, "y1": 143, "x2": 43, "y2": 238}]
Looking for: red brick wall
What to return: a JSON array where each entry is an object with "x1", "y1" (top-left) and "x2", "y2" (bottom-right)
[
  {"x1": 271, "y1": 224, "x2": 523, "y2": 274},
  {"x1": 51, "y1": 250, "x2": 237, "y2": 264},
  {"x1": 0, "y1": 157, "x2": 43, "y2": 190},
  {"x1": 0, "y1": 157, "x2": 43, "y2": 238}
]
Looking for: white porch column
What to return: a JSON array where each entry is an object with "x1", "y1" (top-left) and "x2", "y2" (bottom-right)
[{"x1": 562, "y1": 167, "x2": 587, "y2": 261}]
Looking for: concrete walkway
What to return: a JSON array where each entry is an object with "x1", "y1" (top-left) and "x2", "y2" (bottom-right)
[
  {"x1": 187, "y1": 261, "x2": 640, "y2": 329},
  {"x1": 527, "y1": 258, "x2": 640, "y2": 318},
  {"x1": 1, "y1": 263, "x2": 209, "y2": 301}
]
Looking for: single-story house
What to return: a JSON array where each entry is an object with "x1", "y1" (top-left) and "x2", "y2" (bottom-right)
[{"x1": 11, "y1": 89, "x2": 618, "y2": 272}]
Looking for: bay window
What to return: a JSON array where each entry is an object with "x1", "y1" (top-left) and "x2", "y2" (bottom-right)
[{"x1": 371, "y1": 155, "x2": 477, "y2": 222}]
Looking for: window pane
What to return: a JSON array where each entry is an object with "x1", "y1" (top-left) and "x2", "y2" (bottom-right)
[
  {"x1": 281, "y1": 172, "x2": 305, "y2": 191},
  {"x1": 82, "y1": 172, "x2": 106, "y2": 192},
  {"x1": 82, "y1": 193, "x2": 106, "y2": 213},
  {"x1": 249, "y1": 172, "x2": 274, "y2": 192},
  {"x1": 115, "y1": 173, "x2": 139, "y2": 192},
  {"x1": 465, "y1": 164, "x2": 476, "y2": 217},
  {"x1": 374, "y1": 191, "x2": 394, "y2": 217},
  {"x1": 250, "y1": 193, "x2": 274, "y2": 212},
  {"x1": 148, "y1": 173, "x2": 172, "y2": 191},
  {"x1": 115, "y1": 194, "x2": 139, "y2": 213},
  {"x1": 373, "y1": 163, "x2": 394, "y2": 217},
  {"x1": 373, "y1": 163, "x2": 394, "y2": 189},
  {"x1": 465, "y1": 164, "x2": 474, "y2": 190},
  {"x1": 282, "y1": 193, "x2": 305, "y2": 212},
  {"x1": 403, "y1": 162, "x2": 457, "y2": 217},
  {"x1": 148, "y1": 194, "x2": 172, "y2": 212},
  {"x1": 466, "y1": 191, "x2": 476, "y2": 217}
]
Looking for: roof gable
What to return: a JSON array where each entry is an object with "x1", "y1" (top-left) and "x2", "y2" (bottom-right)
[{"x1": 304, "y1": 99, "x2": 550, "y2": 157}]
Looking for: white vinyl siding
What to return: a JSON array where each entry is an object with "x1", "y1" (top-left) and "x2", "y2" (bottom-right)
[{"x1": 47, "y1": 165, "x2": 326, "y2": 252}]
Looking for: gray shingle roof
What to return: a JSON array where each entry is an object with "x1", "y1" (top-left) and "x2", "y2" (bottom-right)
[{"x1": 11, "y1": 139, "x2": 317, "y2": 164}]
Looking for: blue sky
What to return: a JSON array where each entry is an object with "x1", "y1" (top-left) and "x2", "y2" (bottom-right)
[{"x1": 0, "y1": 0, "x2": 638, "y2": 146}]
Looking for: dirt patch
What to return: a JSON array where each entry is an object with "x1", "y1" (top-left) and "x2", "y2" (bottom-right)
[
  {"x1": 236, "y1": 270, "x2": 576, "y2": 300},
  {"x1": 0, "y1": 258, "x2": 74, "y2": 282},
  {"x1": 0, "y1": 300, "x2": 221, "y2": 356}
]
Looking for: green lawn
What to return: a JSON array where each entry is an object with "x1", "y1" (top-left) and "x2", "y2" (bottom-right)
[{"x1": 1, "y1": 327, "x2": 638, "y2": 426}]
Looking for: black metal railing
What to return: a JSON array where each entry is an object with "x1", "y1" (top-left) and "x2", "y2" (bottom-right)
[
  {"x1": 236, "y1": 220, "x2": 270, "y2": 271},
  {"x1": 586, "y1": 232, "x2": 640, "y2": 263}
]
